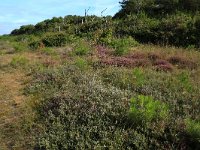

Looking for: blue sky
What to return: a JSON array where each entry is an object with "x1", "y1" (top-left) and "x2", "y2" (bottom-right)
[{"x1": 0, "y1": 0, "x2": 121, "y2": 35}]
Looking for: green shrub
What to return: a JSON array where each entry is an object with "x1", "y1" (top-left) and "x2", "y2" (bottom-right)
[
  {"x1": 114, "y1": 46, "x2": 129, "y2": 56},
  {"x1": 185, "y1": 118, "x2": 200, "y2": 140},
  {"x1": 15, "y1": 35, "x2": 38, "y2": 43},
  {"x1": 42, "y1": 33, "x2": 67, "y2": 47},
  {"x1": 28, "y1": 67, "x2": 134, "y2": 149},
  {"x1": 29, "y1": 40, "x2": 43, "y2": 50},
  {"x1": 101, "y1": 68, "x2": 146, "y2": 90},
  {"x1": 133, "y1": 68, "x2": 145, "y2": 86},
  {"x1": 74, "y1": 40, "x2": 91, "y2": 56},
  {"x1": 158, "y1": 13, "x2": 193, "y2": 46},
  {"x1": 111, "y1": 37, "x2": 139, "y2": 56},
  {"x1": 74, "y1": 57, "x2": 88, "y2": 70},
  {"x1": 97, "y1": 29, "x2": 139, "y2": 56},
  {"x1": 98, "y1": 28, "x2": 113, "y2": 46},
  {"x1": 115, "y1": 12, "x2": 200, "y2": 48},
  {"x1": 177, "y1": 72, "x2": 193, "y2": 92},
  {"x1": 65, "y1": 34, "x2": 78, "y2": 43},
  {"x1": 111, "y1": 37, "x2": 139, "y2": 48},
  {"x1": 25, "y1": 66, "x2": 200, "y2": 149},
  {"x1": 129, "y1": 95, "x2": 169, "y2": 125},
  {"x1": 29, "y1": 33, "x2": 69, "y2": 50},
  {"x1": 101, "y1": 68, "x2": 135, "y2": 90},
  {"x1": 116, "y1": 13, "x2": 160, "y2": 43}
]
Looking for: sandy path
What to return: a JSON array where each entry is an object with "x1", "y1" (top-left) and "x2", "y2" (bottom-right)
[{"x1": 0, "y1": 52, "x2": 30, "y2": 150}]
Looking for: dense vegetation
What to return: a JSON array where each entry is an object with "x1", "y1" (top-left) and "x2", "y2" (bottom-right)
[
  {"x1": 0, "y1": 0, "x2": 200, "y2": 149},
  {"x1": 11, "y1": 0, "x2": 200, "y2": 48}
]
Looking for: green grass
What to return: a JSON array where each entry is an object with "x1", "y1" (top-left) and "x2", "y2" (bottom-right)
[
  {"x1": 12, "y1": 42, "x2": 28, "y2": 52},
  {"x1": 40, "y1": 47, "x2": 57, "y2": 56},
  {"x1": 10, "y1": 55, "x2": 29, "y2": 68}
]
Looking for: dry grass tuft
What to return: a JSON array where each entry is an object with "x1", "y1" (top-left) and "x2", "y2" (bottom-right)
[
  {"x1": 154, "y1": 64, "x2": 174, "y2": 72},
  {"x1": 127, "y1": 52, "x2": 147, "y2": 59},
  {"x1": 42, "y1": 58, "x2": 59, "y2": 67},
  {"x1": 148, "y1": 52, "x2": 161, "y2": 61},
  {"x1": 101, "y1": 57, "x2": 151, "y2": 68},
  {"x1": 168, "y1": 56, "x2": 198, "y2": 70}
]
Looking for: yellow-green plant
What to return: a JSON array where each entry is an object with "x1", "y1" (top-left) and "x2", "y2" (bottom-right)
[
  {"x1": 74, "y1": 57, "x2": 88, "y2": 70},
  {"x1": 10, "y1": 56, "x2": 29, "y2": 68},
  {"x1": 185, "y1": 118, "x2": 200, "y2": 141},
  {"x1": 133, "y1": 68, "x2": 146, "y2": 86},
  {"x1": 129, "y1": 95, "x2": 169, "y2": 125}
]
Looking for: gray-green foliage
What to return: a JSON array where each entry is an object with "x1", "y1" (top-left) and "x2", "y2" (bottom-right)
[
  {"x1": 25, "y1": 66, "x2": 200, "y2": 149},
  {"x1": 29, "y1": 67, "x2": 135, "y2": 149}
]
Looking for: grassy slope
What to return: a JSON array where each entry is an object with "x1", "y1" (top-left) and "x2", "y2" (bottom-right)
[
  {"x1": 0, "y1": 50, "x2": 27, "y2": 149},
  {"x1": 0, "y1": 37, "x2": 200, "y2": 149},
  {"x1": 0, "y1": 39, "x2": 65, "y2": 149}
]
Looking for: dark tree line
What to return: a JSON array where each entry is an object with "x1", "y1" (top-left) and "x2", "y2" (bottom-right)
[
  {"x1": 10, "y1": 1, "x2": 200, "y2": 48},
  {"x1": 114, "y1": 0, "x2": 200, "y2": 18}
]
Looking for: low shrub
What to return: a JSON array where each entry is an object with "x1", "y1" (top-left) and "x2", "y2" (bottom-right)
[
  {"x1": 74, "y1": 57, "x2": 88, "y2": 70},
  {"x1": 154, "y1": 64, "x2": 174, "y2": 72},
  {"x1": 128, "y1": 52, "x2": 146, "y2": 59},
  {"x1": 114, "y1": 46, "x2": 129, "y2": 56},
  {"x1": 153, "y1": 60, "x2": 173, "y2": 72},
  {"x1": 29, "y1": 40, "x2": 44, "y2": 50},
  {"x1": 111, "y1": 37, "x2": 139, "y2": 56},
  {"x1": 100, "y1": 57, "x2": 150, "y2": 68},
  {"x1": 177, "y1": 72, "x2": 193, "y2": 92},
  {"x1": 168, "y1": 56, "x2": 197, "y2": 70},
  {"x1": 185, "y1": 118, "x2": 200, "y2": 141},
  {"x1": 29, "y1": 67, "x2": 135, "y2": 149},
  {"x1": 132, "y1": 68, "x2": 146, "y2": 86},
  {"x1": 74, "y1": 40, "x2": 91, "y2": 56},
  {"x1": 25, "y1": 66, "x2": 200, "y2": 149},
  {"x1": 129, "y1": 95, "x2": 169, "y2": 125},
  {"x1": 153, "y1": 60, "x2": 170, "y2": 66},
  {"x1": 100, "y1": 68, "x2": 135, "y2": 90},
  {"x1": 42, "y1": 33, "x2": 67, "y2": 47}
]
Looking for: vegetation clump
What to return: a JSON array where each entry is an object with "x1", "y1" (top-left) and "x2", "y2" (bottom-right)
[
  {"x1": 1, "y1": 0, "x2": 200, "y2": 149},
  {"x1": 129, "y1": 95, "x2": 169, "y2": 125},
  {"x1": 10, "y1": 55, "x2": 29, "y2": 68}
]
